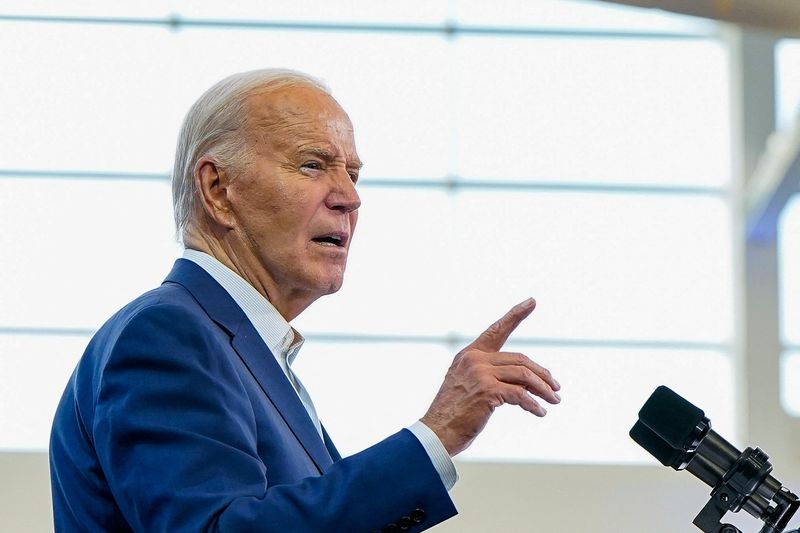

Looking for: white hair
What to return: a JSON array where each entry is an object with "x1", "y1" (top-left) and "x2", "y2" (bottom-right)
[{"x1": 171, "y1": 68, "x2": 330, "y2": 240}]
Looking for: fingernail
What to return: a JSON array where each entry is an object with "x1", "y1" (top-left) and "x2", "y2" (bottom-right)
[
  {"x1": 519, "y1": 297, "x2": 535, "y2": 308},
  {"x1": 554, "y1": 392, "x2": 561, "y2": 402}
]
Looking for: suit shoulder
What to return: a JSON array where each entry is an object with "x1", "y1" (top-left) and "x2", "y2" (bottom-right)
[
  {"x1": 82, "y1": 282, "x2": 222, "y2": 381},
  {"x1": 99, "y1": 282, "x2": 204, "y2": 334}
]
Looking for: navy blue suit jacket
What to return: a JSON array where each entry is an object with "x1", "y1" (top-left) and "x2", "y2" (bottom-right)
[{"x1": 50, "y1": 259, "x2": 456, "y2": 532}]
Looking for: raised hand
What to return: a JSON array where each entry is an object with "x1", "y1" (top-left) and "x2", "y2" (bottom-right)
[{"x1": 420, "y1": 298, "x2": 561, "y2": 457}]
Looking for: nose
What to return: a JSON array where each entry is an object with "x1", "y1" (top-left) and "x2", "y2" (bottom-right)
[{"x1": 326, "y1": 168, "x2": 361, "y2": 213}]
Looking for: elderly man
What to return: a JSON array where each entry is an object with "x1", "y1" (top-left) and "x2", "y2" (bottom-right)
[{"x1": 49, "y1": 69, "x2": 561, "y2": 532}]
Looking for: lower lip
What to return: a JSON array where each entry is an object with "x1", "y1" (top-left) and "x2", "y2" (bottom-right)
[{"x1": 311, "y1": 241, "x2": 348, "y2": 255}]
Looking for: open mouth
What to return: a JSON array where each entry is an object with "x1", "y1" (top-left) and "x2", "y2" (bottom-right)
[{"x1": 311, "y1": 232, "x2": 348, "y2": 248}]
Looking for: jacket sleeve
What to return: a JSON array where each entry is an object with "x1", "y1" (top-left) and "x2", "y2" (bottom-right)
[{"x1": 91, "y1": 302, "x2": 457, "y2": 532}]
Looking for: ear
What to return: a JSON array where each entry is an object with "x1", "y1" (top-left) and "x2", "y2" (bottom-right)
[{"x1": 194, "y1": 156, "x2": 236, "y2": 229}]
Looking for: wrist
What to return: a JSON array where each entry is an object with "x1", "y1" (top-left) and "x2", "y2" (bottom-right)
[{"x1": 419, "y1": 415, "x2": 458, "y2": 457}]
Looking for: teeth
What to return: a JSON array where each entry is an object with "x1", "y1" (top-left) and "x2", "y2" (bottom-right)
[{"x1": 314, "y1": 235, "x2": 343, "y2": 246}]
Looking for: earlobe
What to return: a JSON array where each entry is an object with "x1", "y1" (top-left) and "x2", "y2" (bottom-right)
[{"x1": 195, "y1": 157, "x2": 235, "y2": 229}]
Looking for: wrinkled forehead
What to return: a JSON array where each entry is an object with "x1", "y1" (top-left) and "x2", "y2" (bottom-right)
[{"x1": 244, "y1": 85, "x2": 356, "y2": 153}]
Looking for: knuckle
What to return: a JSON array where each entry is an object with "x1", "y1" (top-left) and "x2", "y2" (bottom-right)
[
  {"x1": 510, "y1": 352, "x2": 527, "y2": 365},
  {"x1": 462, "y1": 350, "x2": 487, "y2": 369},
  {"x1": 513, "y1": 388, "x2": 529, "y2": 404},
  {"x1": 486, "y1": 321, "x2": 502, "y2": 337},
  {"x1": 453, "y1": 351, "x2": 473, "y2": 368},
  {"x1": 477, "y1": 373, "x2": 496, "y2": 390},
  {"x1": 488, "y1": 395, "x2": 504, "y2": 409},
  {"x1": 520, "y1": 367, "x2": 536, "y2": 383}
]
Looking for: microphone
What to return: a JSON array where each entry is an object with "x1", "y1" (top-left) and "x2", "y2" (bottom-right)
[{"x1": 630, "y1": 386, "x2": 799, "y2": 533}]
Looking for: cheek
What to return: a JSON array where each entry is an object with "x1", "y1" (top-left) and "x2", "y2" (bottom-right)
[{"x1": 269, "y1": 197, "x2": 310, "y2": 235}]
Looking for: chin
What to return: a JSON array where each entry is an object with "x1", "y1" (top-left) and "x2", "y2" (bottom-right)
[
  {"x1": 319, "y1": 266, "x2": 346, "y2": 294},
  {"x1": 304, "y1": 276, "x2": 344, "y2": 299},
  {"x1": 301, "y1": 264, "x2": 346, "y2": 299},
  {"x1": 322, "y1": 279, "x2": 344, "y2": 295}
]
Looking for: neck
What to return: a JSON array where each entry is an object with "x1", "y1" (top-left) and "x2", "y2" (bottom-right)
[{"x1": 182, "y1": 226, "x2": 313, "y2": 321}]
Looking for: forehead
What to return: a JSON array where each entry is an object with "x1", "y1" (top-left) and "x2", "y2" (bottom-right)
[{"x1": 246, "y1": 85, "x2": 357, "y2": 155}]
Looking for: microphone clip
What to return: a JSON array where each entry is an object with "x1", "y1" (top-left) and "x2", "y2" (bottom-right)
[
  {"x1": 693, "y1": 489, "x2": 744, "y2": 533},
  {"x1": 692, "y1": 447, "x2": 799, "y2": 533}
]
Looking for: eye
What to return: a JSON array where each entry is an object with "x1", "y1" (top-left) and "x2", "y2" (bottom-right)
[
  {"x1": 301, "y1": 161, "x2": 323, "y2": 171},
  {"x1": 348, "y1": 171, "x2": 359, "y2": 184}
]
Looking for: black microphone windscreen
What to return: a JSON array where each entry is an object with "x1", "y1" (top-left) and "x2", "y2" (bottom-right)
[
  {"x1": 638, "y1": 385, "x2": 705, "y2": 450},
  {"x1": 629, "y1": 420, "x2": 684, "y2": 467}
]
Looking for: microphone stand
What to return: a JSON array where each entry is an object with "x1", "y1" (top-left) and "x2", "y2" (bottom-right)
[{"x1": 690, "y1": 448, "x2": 799, "y2": 533}]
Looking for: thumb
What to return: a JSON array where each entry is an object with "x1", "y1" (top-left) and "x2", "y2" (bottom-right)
[{"x1": 466, "y1": 297, "x2": 536, "y2": 352}]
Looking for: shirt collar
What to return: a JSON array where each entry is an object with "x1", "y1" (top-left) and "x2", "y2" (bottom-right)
[{"x1": 181, "y1": 249, "x2": 304, "y2": 366}]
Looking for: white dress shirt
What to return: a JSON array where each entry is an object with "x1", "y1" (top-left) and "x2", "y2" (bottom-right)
[{"x1": 182, "y1": 249, "x2": 457, "y2": 491}]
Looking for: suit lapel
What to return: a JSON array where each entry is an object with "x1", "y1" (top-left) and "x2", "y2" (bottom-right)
[
  {"x1": 229, "y1": 329, "x2": 334, "y2": 473},
  {"x1": 164, "y1": 259, "x2": 334, "y2": 474},
  {"x1": 321, "y1": 425, "x2": 342, "y2": 463}
]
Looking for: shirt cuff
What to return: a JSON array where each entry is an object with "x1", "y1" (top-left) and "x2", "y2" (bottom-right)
[{"x1": 407, "y1": 420, "x2": 459, "y2": 491}]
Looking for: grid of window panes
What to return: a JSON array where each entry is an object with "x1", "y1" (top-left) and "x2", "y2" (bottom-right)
[
  {"x1": 775, "y1": 41, "x2": 800, "y2": 416},
  {"x1": 0, "y1": 1, "x2": 735, "y2": 463},
  {"x1": 776, "y1": 40, "x2": 800, "y2": 132},
  {"x1": 779, "y1": 196, "x2": 800, "y2": 415}
]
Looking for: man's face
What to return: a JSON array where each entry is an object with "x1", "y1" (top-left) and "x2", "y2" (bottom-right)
[{"x1": 226, "y1": 85, "x2": 362, "y2": 313}]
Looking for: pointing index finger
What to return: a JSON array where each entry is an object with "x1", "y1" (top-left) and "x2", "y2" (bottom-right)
[{"x1": 468, "y1": 297, "x2": 536, "y2": 352}]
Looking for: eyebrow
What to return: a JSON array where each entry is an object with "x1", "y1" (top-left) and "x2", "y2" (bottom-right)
[{"x1": 301, "y1": 147, "x2": 363, "y2": 170}]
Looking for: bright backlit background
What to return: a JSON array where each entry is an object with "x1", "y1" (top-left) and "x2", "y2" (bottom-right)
[
  {"x1": 0, "y1": 1, "x2": 739, "y2": 463},
  {"x1": 776, "y1": 41, "x2": 800, "y2": 418}
]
